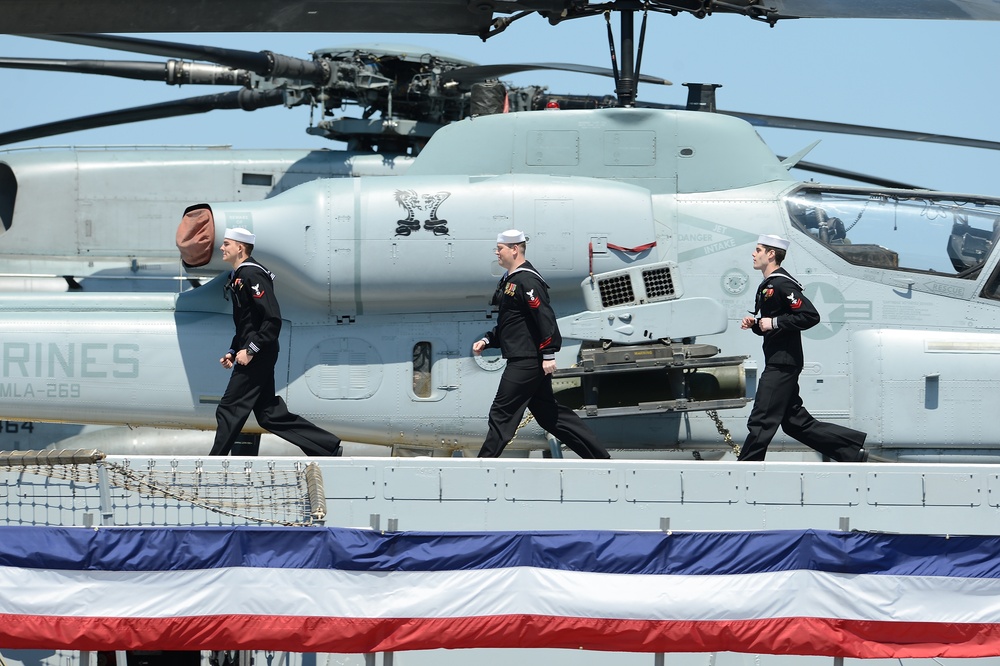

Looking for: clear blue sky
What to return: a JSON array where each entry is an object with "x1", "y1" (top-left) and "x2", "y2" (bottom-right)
[{"x1": 0, "y1": 14, "x2": 997, "y2": 196}]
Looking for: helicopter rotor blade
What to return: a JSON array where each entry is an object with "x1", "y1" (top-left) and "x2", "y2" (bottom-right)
[
  {"x1": 781, "y1": 158, "x2": 926, "y2": 190},
  {"x1": 534, "y1": 96, "x2": 969, "y2": 187},
  {"x1": 27, "y1": 33, "x2": 270, "y2": 73},
  {"x1": 0, "y1": 89, "x2": 286, "y2": 147},
  {"x1": 722, "y1": 109, "x2": 1000, "y2": 152},
  {"x1": 631, "y1": 99, "x2": 1000, "y2": 152},
  {"x1": 0, "y1": 57, "x2": 251, "y2": 86},
  {"x1": 26, "y1": 33, "x2": 329, "y2": 84},
  {"x1": 445, "y1": 62, "x2": 670, "y2": 86}
]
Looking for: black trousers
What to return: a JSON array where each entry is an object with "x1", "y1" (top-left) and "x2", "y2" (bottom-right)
[
  {"x1": 738, "y1": 365, "x2": 866, "y2": 462},
  {"x1": 211, "y1": 354, "x2": 342, "y2": 456},
  {"x1": 478, "y1": 358, "x2": 610, "y2": 459}
]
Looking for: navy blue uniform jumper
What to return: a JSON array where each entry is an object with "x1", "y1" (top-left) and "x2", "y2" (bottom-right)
[
  {"x1": 478, "y1": 260, "x2": 609, "y2": 459},
  {"x1": 210, "y1": 258, "x2": 342, "y2": 457},
  {"x1": 739, "y1": 266, "x2": 866, "y2": 462}
]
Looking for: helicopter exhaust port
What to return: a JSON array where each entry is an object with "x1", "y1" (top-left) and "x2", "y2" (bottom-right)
[{"x1": 552, "y1": 342, "x2": 749, "y2": 418}]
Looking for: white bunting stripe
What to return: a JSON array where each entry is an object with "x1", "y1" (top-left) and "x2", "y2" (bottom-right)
[{"x1": 2, "y1": 566, "x2": 999, "y2": 624}]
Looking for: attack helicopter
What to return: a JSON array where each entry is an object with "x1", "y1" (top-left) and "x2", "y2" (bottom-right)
[{"x1": 2, "y1": 7, "x2": 1000, "y2": 460}]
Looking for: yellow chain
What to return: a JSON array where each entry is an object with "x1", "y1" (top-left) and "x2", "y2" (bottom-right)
[
  {"x1": 506, "y1": 411, "x2": 535, "y2": 445},
  {"x1": 706, "y1": 409, "x2": 741, "y2": 457}
]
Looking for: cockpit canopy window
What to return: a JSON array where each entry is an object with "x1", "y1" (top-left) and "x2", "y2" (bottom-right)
[{"x1": 786, "y1": 188, "x2": 1000, "y2": 279}]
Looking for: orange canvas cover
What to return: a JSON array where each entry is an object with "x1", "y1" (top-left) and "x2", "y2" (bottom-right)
[{"x1": 176, "y1": 205, "x2": 214, "y2": 267}]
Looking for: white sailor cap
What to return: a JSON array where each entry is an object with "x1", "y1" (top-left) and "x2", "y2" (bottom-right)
[
  {"x1": 224, "y1": 227, "x2": 256, "y2": 245},
  {"x1": 497, "y1": 229, "x2": 526, "y2": 244},
  {"x1": 757, "y1": 234, "x2": 790, "y2": 251}
]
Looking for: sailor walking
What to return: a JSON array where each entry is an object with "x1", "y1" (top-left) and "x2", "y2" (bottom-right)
[
  {"x1": 472, "y1": 229, "x2": 609, "y2": 459},
  {"x1": 738, "y1": 233, "x2": 868, "y2": 462},
  {"x1": 210, "y1": 227, "x2": 342, "y2": 457}
]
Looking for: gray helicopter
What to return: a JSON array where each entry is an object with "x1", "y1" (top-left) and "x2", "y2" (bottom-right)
[
  {"x1": 1, "y1": 6, "x2": 1000, "y2": 460},
  {"x1": 3, "y1": 61, "x2": 1000, "y2": 460}
]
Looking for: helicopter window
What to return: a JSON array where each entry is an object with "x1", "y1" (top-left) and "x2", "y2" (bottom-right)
[
  {"x1": 413, "y1": 341, "x2": 432, "y2": 398},
  {"x1": 786, "y1": 188, "x2": 1000, "y2": 278},
  {"x1": 984, "y1": 273, "x2": 1000, "y2": 299},
  {"x1": 0, "y1": 163, "x2": 15, "y2": 231},
  {"x1": 242, "y1": 173, "x2": 274, "y2": 187}
]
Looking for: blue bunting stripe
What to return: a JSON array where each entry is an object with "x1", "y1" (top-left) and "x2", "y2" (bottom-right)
[
  {"x1": 3, "y1": 526, "x2": 1000, "y2": 577},
  {"x1": 2, "y1": 526, "x2": 1000, "y2": 657}
]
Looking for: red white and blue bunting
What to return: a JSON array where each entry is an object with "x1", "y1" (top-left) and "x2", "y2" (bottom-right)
[{"x1": 1, "y1": 526, "x2": 999, "y2": 657}]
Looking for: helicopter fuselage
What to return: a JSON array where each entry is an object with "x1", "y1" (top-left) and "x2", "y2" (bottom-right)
[{"x1": 1, "y1": 107, "x2": 999, "y2": 459}]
